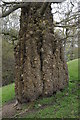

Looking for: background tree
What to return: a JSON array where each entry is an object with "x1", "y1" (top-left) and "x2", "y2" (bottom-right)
[
  {"x1": 1, "y1": 9, "x2": 20, "y2": 86},
  {"x1": 51, "y1": 0, "x2": 79, "y2": 61}
]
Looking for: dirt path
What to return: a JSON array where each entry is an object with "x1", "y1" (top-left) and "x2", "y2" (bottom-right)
[
  {"x1": 1, "y1": 100, "x2": 37, "y2": 118},
  {"x1": 2, "y1": 100, "x2": 17, "y2": 118}
]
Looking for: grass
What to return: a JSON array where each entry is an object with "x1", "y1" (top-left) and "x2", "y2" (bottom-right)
[
  {"x1": 67, "y1": 58, "x2": 80, "y2": 81},
  {"x1": 23, "y1": 80, "x2": 79, "y2": 118},
  {"x1": 0, "y1": 83, "x2": 15, "y2": 105},
  {"x1": 0, "y1": 58, "x2": 80, "y2": 118}
]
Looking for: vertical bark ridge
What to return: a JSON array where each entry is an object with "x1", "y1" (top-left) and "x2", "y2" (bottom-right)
[
  {"x1": 14, "y1": 4, "x2": 69, "y2": 103},
  {"x1": 42, "y1": 31, "x2": 53, "y2": 96}
]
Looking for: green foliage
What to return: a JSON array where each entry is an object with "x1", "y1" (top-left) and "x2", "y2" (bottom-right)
[
  {"x1": 2, "y1": 39, "x2": 14, "y2": 58},
  {"x1": 2, "y1": 28, "x2": 18, "y2": 43},
  {"x1": 9, "y1": 28, "x2": 18, "y2": 39},
  {"x1": 2, "y1": 40, "x2": 15, "y2": 86}
]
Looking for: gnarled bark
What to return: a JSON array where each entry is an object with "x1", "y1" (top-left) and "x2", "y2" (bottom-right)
[{"x1": 14, "y1": 3, "x2": 69, "y2": 103}]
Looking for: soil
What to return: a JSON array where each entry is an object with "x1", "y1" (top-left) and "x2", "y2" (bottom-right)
[
  {"x1": 1, "y1": 100, "x2": 36, "y2": 118},
  {"x1": 2, "y1": 100, "x2": 17, "y2": 118}
]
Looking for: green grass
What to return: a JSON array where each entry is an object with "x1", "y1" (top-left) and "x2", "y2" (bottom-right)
[
  {"x1": 67, "y1": 58, "x2": 80, "y2": 80},
  {"x1": 0, "y1": 83, "x2": 15, "y2": 105},
  {"x1": 24, "y1": 80, "x2": 79, "y2": 118},
  {"x1": 0, "y1": 58, "x2": 79, "y2": 118}
]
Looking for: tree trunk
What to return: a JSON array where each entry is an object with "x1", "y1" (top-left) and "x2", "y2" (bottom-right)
[{"x1": 14, "y1": 3, "x2": 69, "y2": 103}]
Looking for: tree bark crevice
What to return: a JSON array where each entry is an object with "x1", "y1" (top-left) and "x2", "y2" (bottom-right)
[{"x1": 14, "y1": 4, "x2": 69, "y2": 103}]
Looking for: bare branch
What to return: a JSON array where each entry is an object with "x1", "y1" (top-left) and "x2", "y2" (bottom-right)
[
  {"x1": 0, "y1": 0, "x2": 66, "y2": 18},
  {"x1": 2, "y1": 0, "x2": 25, "y2": 4},
  {"x1": 54, "y1": 24, "x2": 77, "y2": 28},
  {"x1": 70, "y1": 1, "x2": 74, "y2": 7},
  {"x1": 0, "y1": 2, "x2": 29, "y2": 18},
  {"x1": 56, "y1": 13, "x2": 80, "y2": 24}
]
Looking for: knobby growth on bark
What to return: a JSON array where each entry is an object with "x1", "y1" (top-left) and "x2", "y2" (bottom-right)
[{"x1": 14, "y1": 3, "x2": 69, "y2": 103}]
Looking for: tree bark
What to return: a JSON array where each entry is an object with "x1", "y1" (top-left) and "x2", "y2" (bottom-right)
[{"x1": 14, "y1": 3, "x2": 69, "y2": 103}]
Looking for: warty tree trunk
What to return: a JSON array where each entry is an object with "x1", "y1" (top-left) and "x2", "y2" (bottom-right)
[{"x1": 14, "y1": 3, "x2": 69, "y2": 103}]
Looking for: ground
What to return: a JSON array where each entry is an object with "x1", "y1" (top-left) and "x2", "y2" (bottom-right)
[
  {"x1": 0, "y1": 59, "x2": 80, "y2": 118},
  {"x1": 2, "y1": 100, "x2": 16, "y2": 118}
]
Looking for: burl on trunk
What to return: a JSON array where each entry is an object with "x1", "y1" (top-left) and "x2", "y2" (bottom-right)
[{"x1": 14, "y1": 3, "x2": 69, "y2": 103}]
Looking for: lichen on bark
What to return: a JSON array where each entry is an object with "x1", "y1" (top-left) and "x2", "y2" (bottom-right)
[{"x1": 14, "y1": 3, "x2": 69, "y2": 103}]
